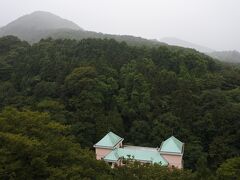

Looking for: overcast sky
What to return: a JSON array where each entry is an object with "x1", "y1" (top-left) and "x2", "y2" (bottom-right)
[{"x1": 0, "y1": 0, "x2": 240, "y2": 51}]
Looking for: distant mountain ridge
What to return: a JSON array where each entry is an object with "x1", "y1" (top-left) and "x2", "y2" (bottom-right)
[
  {"x1": 208, "y1": 50, "x2": 240, "y2": 63},
  {"x1": 1, "y1": 11, "x2": 239, "y2": 64},
  {"x1": 0, "y1": 11, "x2": 166, "y2": 47},
  {"x1": 48, "y1": 29, "x2": 166, "y2": 47},
  {"x1": 161, "y1": 37, "x2": 214, "y2": 53},
  {"x1": 160, "y1": 37, "x2": 240, "y2": 63}
]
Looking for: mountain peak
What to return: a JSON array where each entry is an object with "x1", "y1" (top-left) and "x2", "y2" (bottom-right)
[
  {"x1": 4, "y1": 11, "x2": 82, "y2": 30},
  {"x1": 0, "y1": 11, "x2": 83, "y2": 42},
  {"x1": 30, "y1": 10, "x2": 58, "y2": 15}
]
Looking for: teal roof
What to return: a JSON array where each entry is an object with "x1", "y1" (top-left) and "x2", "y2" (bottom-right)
[
  {"x1": 160, "y1": 136, "x2": 183, "y2": 154},
  {"x1": 104, "y1": 146, "x2": 168, "y2": 166},
  {"x1": 94, "y1": 132, "x2": 123, "y2": 148},
  {"x1": 104, "y1": 149, "x2": 120, "y2": 162}
]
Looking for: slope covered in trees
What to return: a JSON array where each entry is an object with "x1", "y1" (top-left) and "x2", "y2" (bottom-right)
[{"x1": 0, "y1": 36, "x2": 239, "y2": 179}]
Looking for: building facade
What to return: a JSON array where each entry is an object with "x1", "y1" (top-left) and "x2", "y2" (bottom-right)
[{"x1": 94, "y1": 132, "x2": 184, "y2": 168}]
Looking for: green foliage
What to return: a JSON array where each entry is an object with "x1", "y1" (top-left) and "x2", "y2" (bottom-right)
[
  {"x1": 112, "y1": 161, "x2": 194, "y2": 180},
  {"x1": 216, "y1": 157, "x2": 240, "y2": 180},
  {"x1": 0, "y1": 36, "x2": 239, "y2": 178},
  {"x1": 0, "y1": 107, "x2": 110, "y2": 179},
  {"x1": 194, "y1": 155, "x2": 214, "y2": 180}
]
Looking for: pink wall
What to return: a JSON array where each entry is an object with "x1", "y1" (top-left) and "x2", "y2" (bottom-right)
[
  {"x1": 162, "y1": 154, "x2": 183, "y2": 169},
  {"x1": 95, "y1": 148, "x2": 112, "y2": 160}
]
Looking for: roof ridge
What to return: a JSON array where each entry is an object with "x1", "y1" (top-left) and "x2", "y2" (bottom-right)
[
  {"x1": 169, "y1": 137, "x2": 181, "y2": 151},
  {"x1": 170, "y1": 136, "x2": 183, "y2": 150},
  {"x1": 108, "y1": 132, "x2": 116, "y2": 145}
]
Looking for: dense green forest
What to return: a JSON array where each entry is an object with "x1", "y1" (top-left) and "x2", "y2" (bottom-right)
[{"x1": 0, "y1": 36, "x2": 239, "y2": 179}]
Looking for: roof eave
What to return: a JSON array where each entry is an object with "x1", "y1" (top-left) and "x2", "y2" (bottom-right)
[
  {"x1": 104, "y1": 159, "x2": 118, "y2": 163},
  {"x1": 93, "y1": 145, "x2": 114, "y2": 149},
  {"x1": 160, "y1": 151, "x2": 183, "y2": 155}
]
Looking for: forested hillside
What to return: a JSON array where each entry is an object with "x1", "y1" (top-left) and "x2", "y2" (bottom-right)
[{"x1": 0, "y1": 36, "x2": 239, "y2": 179}]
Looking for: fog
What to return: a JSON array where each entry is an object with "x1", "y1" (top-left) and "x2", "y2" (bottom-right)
[{"x1": 0, "y1": 0, "x2": 239, "y2": 51}]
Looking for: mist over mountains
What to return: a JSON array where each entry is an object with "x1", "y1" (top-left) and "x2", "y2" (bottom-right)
[
  {"x1": 208, "y1": 50, "x2": 240, "y2": 63},
  {"x1": 160, "y1": 37, "x2": 240, "y2": 63},
  {"x1": 0, "y1": 11, "x2": 239, "y2": 63},
  {"x1": 0, "y1": 11, "x2": 83, "y2": 42},
  {"x1": 160, "y1": 37, "x2": 215, "y2": 53},
  {"x1": 0, "y1": 11, "x2": 165, "y2": 47}
]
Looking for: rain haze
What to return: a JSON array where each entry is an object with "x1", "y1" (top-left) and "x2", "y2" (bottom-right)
[{"x1": 0, "y1": 0, "x2": 239, "y2": 51}]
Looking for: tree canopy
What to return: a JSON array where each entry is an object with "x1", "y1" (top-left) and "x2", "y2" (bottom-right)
[{"x1": 0, "y1": 36, "x2": 239, "y2": 179}]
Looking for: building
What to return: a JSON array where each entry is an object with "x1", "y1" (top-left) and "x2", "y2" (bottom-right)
[{"x1": 93, "y1": 132, "x2": 184, "y2": 168}]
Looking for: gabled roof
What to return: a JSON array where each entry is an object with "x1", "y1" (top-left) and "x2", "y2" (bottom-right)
[
  {"x1": 160, "y1": 136, "x2": 183, "y2": 154},
  {"x1": 94, "y1": 132, "x2": 123, "y2": 149},
  {"x1": 104, "y1": 146, "x2": 168, "y2": 165}
]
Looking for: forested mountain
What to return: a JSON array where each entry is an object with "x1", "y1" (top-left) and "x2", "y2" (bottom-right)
[
  {"x1": 49, "y1": 29, "x2": 165, "y2": 47},
  {"x1": 0, "y1": 11, "x2": 165, "y2": 47},
  {"x1": 2, "y1": 11, "x2": 240, "y2": 66},
  {"x1": 0, "y1": 36, "x2": 239, "y2": 179},
  {"x1": 208, "y1": 50, "x2": 240, "y2": 63}
]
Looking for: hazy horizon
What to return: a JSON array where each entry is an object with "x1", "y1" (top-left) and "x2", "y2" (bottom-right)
[{"x1": 0, "y1": 0, "x2": 240, "y2": 51}]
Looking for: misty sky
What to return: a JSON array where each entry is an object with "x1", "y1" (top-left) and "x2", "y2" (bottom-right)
[{"x1": 0, "y1": 0, "x2": 240, "y2": 51}]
